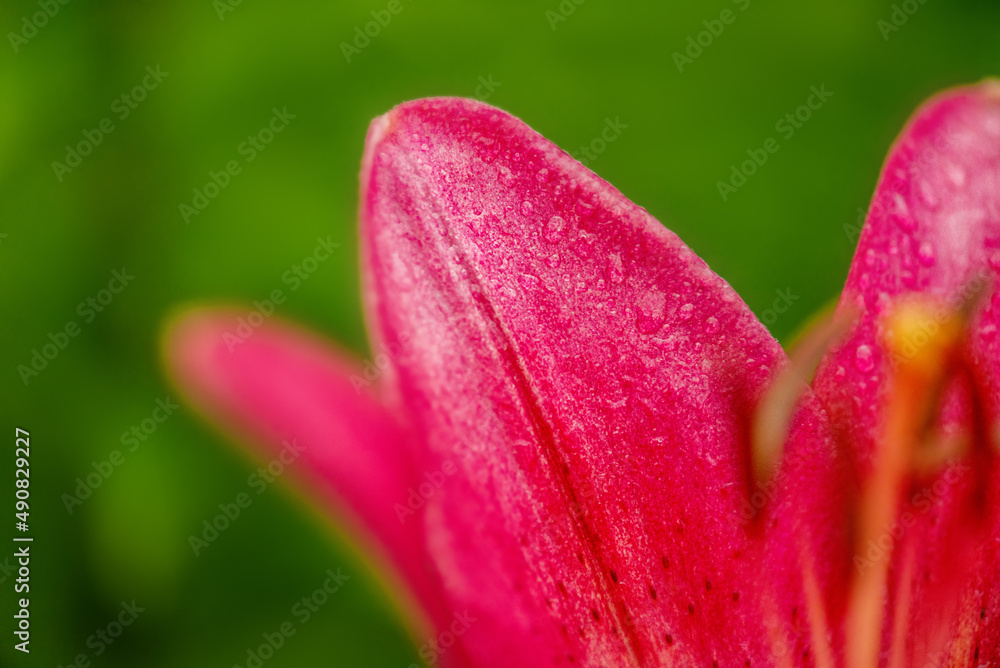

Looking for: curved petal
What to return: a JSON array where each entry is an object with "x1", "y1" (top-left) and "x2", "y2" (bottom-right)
[
  {"x1": 360, "y1": 97, "x2": 842, "y2": 666},
  {"x1": 162, "y1": 308, "x2": 455, "y2": 643},
  {"x1": 811, "y1": 81, "x2": 1000, "y2": 663}
]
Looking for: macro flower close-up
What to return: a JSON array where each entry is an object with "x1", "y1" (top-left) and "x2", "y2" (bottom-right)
[
  {"x1": 7, "y1": 2, "x2": 1000, "y2": 667},
  {"x1": 164, "y1": 83, "x2": 1000, "y2": 666}
]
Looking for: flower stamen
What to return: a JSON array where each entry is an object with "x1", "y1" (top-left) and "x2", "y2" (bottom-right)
[{"x1": 846, "y1": 297, "x2": 971, "y2": 668}]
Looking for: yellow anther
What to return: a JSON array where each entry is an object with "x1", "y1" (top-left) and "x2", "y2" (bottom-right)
[
  {"x1": 884, "y1": 299, "x2": 963, "y2": 383},
  {"x1": 847, "y1": 293, "x2": 981, "y2": 668}
]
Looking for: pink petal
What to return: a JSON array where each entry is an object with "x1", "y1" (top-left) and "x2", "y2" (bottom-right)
[
  {"x1": 361, "y1": 97, "x2": 840, "y2": 666},
  {"x1": 812, "y1": 81, "x2": 1000, "y2": 662},
  {"x1": 162, "y1": 308, "x2": 456, "y2": 643}
]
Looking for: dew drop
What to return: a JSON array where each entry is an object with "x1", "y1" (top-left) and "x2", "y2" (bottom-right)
[
  {"x1": 679, "y1": 303, "x2": 694, "y2": 321},
  {"x1": 472, "y1": 203, "x2": 484, "y2": 216},
  {"x1": 521, "y1": 201, "x2": 534, "y2": 216},
  {"x1": 916, "y1": 241, "x2": 935, "y2": 267},
  {"x1": 981, "y1": 324, "x2": 997, "y2": 341},
  {"x1": 890, "y1": 213, "x2": 917, "y2": 234},
  {"x1": 546, "y1": 253, "x2": 561, "y2": 268},
  {"x1": 854, "y1": 344, "x2": 874, "y2": 373},
  {"x1": 916, "y1": 179, "x2": 940, "y2": 210},
  {"x1": 608, "y1": 253, "x2": 625, "y2": 284},
  {"x1": 536, "y1": 168, "x2": 550, "y2": 183},
  {"x1": 635, "y1": 291, "x2": 667, "y2": 335},
  {"x1": 945, "y1": 162, "x2": 966, "y2": 188},
  {"x1": 520, "y1": 274, "x2": 541, "y2": 291},
  {"x1": 544, "y1": 215, "x2": 567, "y2": 243},
  {"x1": 704, "y1": 317, "x2": 720, "y2": 335},
  {"x1": 835, "y1": 365, "x2": 846, "y2": 380}
]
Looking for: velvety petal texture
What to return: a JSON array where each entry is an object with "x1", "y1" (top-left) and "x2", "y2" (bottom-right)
[
  {"x1": 360, "y1": 97, "x2": 843, "y2": 666},
  {"x1": 165, "y1": 84, "x2": 1000, "y2": 668},
  {"x1": 812, "y1": 81, "x2": 1000, "y2": 663}
]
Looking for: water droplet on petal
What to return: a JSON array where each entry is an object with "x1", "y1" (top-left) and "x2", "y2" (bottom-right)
[
  {"x1": 635, "y1": 291, "x2": 667, "y2": 334},
  {"x1": 520, "y1": 273, "x2": 541, "y2": 291},
  {"x1": 472, "y1": 203, "x2": 484, "y2": 216},
  {"x1": 521, "y1": 201, "x2": 534, "y2": 216},
  {"x1": 890, "y1": 213, "x2": 917, "y2": 233},
  {"x1": 705, "y1": 317, "x2": 720, "y2": 335},
  {"x1": 546, "y1": 253, "x2": 560, "y2": 268},
  {"x1": 608, "y1": 253, "x2": 625, "y2": 284},
  {"x1": 544, "y1": 215, "x2": 567, "y2": 243},
  {"x1": 835, "y1": 365, "x2": 846, "y2": 380},
  {"x1": 981, "y1": 324, "x2": 997, "y2": 340},
  {"x1": 916, "y1": 179, "x2": 940, "y2": 210},
  {"x1": 536, "y1": 168, "x2": 550, "y2": 183},
  {"x1": 679, "y1": 303, "x2": 694, "y2": 321},
  {"x1": 916, "y1": 241, "x2": 935, "y2": 266},
  {"x1": 945, "y1": 162, "x2": 966, "y2": 188},
  {"x1": 854, "y1": 344, "x2": 874, "y2": 373}
]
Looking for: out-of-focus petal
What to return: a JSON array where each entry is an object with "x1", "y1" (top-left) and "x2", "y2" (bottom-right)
[{"x1": 163, "y1": 308, "x2": 456, "y2": 647}]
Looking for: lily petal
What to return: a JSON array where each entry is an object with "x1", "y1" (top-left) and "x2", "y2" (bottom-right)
[
  {"x1": 163, "y1": 308, "x2": 453, "y2": 641},
  {"x1": 361, "y1": 98, "x2": 840, "y2": 666},
  {"x1": 812, "y1": 82, "x2": 1000, "y2": 663}
]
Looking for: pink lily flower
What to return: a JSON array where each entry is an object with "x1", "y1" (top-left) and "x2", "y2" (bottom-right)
[{"x1": 164, "y1": 81, "x2": 1000, "y2": 667}]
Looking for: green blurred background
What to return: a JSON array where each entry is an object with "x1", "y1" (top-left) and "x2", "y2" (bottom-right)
[{"x1": 1, "y1": 0, "x2": 998, "y2": 665}]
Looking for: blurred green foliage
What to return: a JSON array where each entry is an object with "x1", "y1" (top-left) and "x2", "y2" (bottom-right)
[{"x1": 0, "y1": 0, "x2": 998, "y2": 665}]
